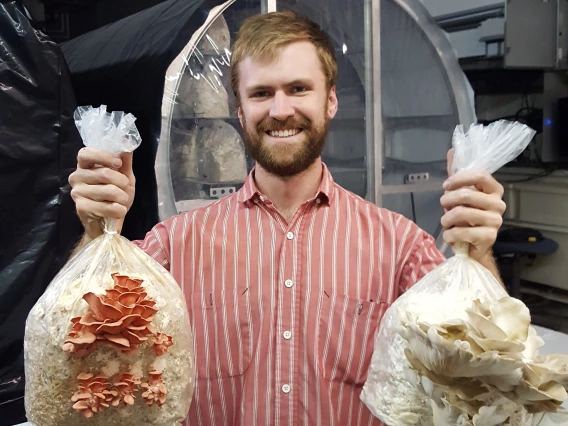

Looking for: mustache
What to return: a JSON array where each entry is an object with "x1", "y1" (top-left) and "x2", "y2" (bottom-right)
[{"x1": 256, "y1": 117, "x2": 311, "y2": 133}]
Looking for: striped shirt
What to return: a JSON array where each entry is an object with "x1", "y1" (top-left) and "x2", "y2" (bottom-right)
[{"x1": 134, "y1": 164, "x2": 445, "y2": 426}]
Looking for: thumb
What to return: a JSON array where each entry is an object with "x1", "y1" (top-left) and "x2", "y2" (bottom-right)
[
  {"x1": 446, "y1": 148, "x2": 454, "y2": 177},
  {"x1": 119, "y1": 151, "x2": 134, "y2": 177}
]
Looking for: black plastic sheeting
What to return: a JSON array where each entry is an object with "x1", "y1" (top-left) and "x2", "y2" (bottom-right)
[
  {"x1": 0, "y1": 2, "x2": 83, "y2": 423},
  {"x1": 60, "y1": 0, "x2": 226, "y2": 241},
  {"x1": 0, "y1": 1, "x2": 229, "y2": 422}
]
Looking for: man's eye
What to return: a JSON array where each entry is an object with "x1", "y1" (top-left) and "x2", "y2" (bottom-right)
[
  {"x1": 292, "y1": 86, "x2": 306, "y2": 93},
  {"x1": 252, "y1": 91, "x2": 268, "y2": 98}
]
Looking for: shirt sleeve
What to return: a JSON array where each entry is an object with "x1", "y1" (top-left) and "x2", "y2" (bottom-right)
[
  {"x1": 132, "y1": 221, "x2": 172, "y2": 271},
  {"x1": 397, "y1": 221, "x2": 446, "y2": 294}
]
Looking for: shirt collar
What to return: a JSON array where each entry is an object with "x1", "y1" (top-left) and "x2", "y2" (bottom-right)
[{"x1": 237, "y1": 163, "x2": 334, "y2": 205}]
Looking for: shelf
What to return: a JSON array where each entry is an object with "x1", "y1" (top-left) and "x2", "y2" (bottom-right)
[
  {"x1": 383, "y1": 114, "x2": 456, "y2": 131},
  {"x1": 459, "y1": 57, "x2": 544, "y2": 95}
]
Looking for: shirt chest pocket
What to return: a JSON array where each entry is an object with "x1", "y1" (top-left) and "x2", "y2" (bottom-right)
[
  {"x1": 189, "y1": 289, "x2": 258, "y2": 380},
  {"x1": 318, "y1": 293, "x2": 388, "y2": 385}
]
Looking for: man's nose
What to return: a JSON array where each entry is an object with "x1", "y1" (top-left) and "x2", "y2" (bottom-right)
[{"x1": 269, "y1": 91, "x2": 294, "y2": 121}]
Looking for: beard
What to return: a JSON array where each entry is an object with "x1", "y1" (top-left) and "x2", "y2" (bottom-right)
[{"x1": 241, "y1": 107, "x2": 329, "y2": 178}]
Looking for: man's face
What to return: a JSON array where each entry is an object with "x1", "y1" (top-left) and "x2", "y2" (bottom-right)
[{"x1": 237, "y1": 41, "x2": 338, "y2": 178}]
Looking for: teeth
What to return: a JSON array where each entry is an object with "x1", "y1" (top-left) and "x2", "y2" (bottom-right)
[{"x1": 269, "y1": 129, "x2": 299, "y2": 138}]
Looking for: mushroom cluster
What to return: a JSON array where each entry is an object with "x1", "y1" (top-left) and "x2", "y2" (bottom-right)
[
  {"x1": 107, "y1": 373, "x2": 141, "y2": 407},
  {"x1": 62, "y1": 274, "x2": 172, "y2": 356},
  {"x1": 152, "y1": 332, "x2": 174, "y2": 356},
  {"x1": 71, "y1": 373, "x2": 112, "y2": 418},
  {"x1": 71, "y1": 370, "x2": 168, "y2": 417},
  {"x1": 399, "y1": 297, "x2": 568, "y2": 425},
  {"x1": 141, "y1": 370, "x2": 168, "y2": 408}
]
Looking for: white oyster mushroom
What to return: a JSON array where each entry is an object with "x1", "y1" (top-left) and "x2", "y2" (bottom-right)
[
  {"x1": 465, "y1": 298, "x2": 532, "y2": 358},
  {"x1": 522, "y1": 327, "x2": 545, "y2": 362},
  {"x1": 489, "y1": 298, "x2": 531, "y2": 342},
  {"x1": 514, "y1": 379, "x2": 567, "y2": 403},
  {"x1": 401, "y1": 316, "x2": 524, "y2": 379},
  {"x1": 466, "y1": 309, "x2": 509, "y2": 341},
  {"x1": 395, "y1": 296, "x2": 568, "y2": 426},
  {"x1": 468, "y1": 333, "x2": 526, "y2": 355},
  {"x1": 524, "y1": 364, "x2": 559, "y2": 389},
  {"x1": 528, "y1": 354, "x2": 568, "y2": 388},
  {"x1": 431, "y1": 397, "x2": 474, "y2": 426},
  {"x1": 472, "y1": 404, "x2": 514, "y2": 426}
]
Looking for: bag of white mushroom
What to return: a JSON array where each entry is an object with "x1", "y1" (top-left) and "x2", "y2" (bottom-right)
[
  {"x1": 23, "y1": 106, "x2": 195, "y2": 426},
  {"x1": 361, "y1": 120, "x2": 568, "y2": 426}
]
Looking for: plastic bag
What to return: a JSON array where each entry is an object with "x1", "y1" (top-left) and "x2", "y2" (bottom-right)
[
  {"x1": 361, "y1": 120, "x2": 548, "y2": 425},
  {"x1": 24, "y1": 105, "x2": 195, "y2": 426}
]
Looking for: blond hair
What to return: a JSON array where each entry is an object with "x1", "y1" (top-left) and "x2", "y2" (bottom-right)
[{"x1": 230, "y1": 11, "x2": 337, "y2": 104}]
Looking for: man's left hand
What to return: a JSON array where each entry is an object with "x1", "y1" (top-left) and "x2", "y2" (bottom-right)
[{"x1": 440, "y1": 150, "x2": 506, "y2": 263}]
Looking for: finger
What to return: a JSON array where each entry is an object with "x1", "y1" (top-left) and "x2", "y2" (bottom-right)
[
  {"x1": 77, "y1": 147, "x2": 122, "y2": 170},
  {"x1": 69, "y1": 168, "x2": 130, "y2": 191},
  {"x1": 444, "y1": 170, "x2": 504, "y2": 196},
  {"x1": 118, "y1": 151, "x2": 134, "y2": 179},
  {"x1": 74, "y1": 196, "x2": 128, "y2": 220},
  {"x1": 447, "y1": 148, "x2": 454, "y2": 177},
  {"x1": 443, "y1": 226, "x2": 497, "y2": 249},
  {"x1": 441, "y1": 188, "x2": 506, "y2": 214},
  {"x1": 71, "y1": 183, "x2": 130, "y2": 206},
  {"x1": 441, "y1": 206, "x2": 503, "y2": 230}
]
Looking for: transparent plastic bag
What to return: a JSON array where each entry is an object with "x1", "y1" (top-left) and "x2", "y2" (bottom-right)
[
  {"x1": 361, "y1": 120, "x2": 541, "y2": 425},
  {"x1": 24, "y1": 105, "x2": 195, "y2": 426}
]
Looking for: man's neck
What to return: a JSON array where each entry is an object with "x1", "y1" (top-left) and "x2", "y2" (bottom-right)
[{"x1": 253, "y1": 159, "x2": 323, "y2": 222}]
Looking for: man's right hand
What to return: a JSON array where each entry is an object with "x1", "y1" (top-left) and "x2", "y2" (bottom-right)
[{"x1": 69, "y1": 148, "x2": 136, "y2": 241}]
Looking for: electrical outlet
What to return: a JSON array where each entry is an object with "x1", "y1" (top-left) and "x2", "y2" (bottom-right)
[
  {"x1": 210, "y1": 186, "x2": 237, "y2": 199},
  {"x1": 404, "y1": 173, "x2": 429, "y2": 184}
]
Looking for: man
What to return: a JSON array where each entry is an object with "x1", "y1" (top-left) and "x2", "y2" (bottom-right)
[{"x1": 68, "y1": 11, "x2": 506, "y2": 426}]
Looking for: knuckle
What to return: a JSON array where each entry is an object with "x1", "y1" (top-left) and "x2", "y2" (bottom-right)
[
  {"x1": 119, "y1": 174, "x2": 130, "y2": 189},
  {"x1": 440, "y1": 214, "x2": 449, "y2": 228},
  {"x1": 454, "y1": 205, "x2": 466, "y2": 216},
  {"x1": 494, "y1": 214, "x2": 503, "y2": 228},
  {"x1": 115, "y1": 188, "x2": 129, "y2": 205},
  {"x1": 77, "y1": 148, "x2": 90, "y2": 164},
  {"x1": 106, "y1": 185, "x2": 121, "y2": 201},
  {"x1": 70, "y1": 187, "x2": 79, "y2": 200},
  {"x1": 498, "y1": 200, "x2": 506, "y2": 214},
  {"x1": 74, "y1": 198, "x2": 87, "y2": 214},
  {"x1": 497, "y1": 183, "x2": 505, "y2": 197},
  {"x1": 479, "y1": 172, "x2": 490, "y2": 184},
  {"x1": 111, "y1": 203, "x2": 127, "y2": 218},
  {"x1": 448, "y1": 206, "x2": 465, "y2": 223},
  {"x1": 100, "y1": 168, "x2": 113, "y2": 183},
  {"x1": 458, "y1": 189, "x2": 471, "y2": 204}
]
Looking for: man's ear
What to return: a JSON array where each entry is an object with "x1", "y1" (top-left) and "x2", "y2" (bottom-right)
[
  {"x1": 238, "y1": 106, "x2": 243, "y2": 128},
  {"x1": 327, "y1": 86, "x2": 338, "y2": 119}
]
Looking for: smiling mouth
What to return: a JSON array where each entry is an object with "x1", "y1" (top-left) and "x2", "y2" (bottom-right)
[{"x1": 266, "y1": 129, "x2": 302, "y2": 138}]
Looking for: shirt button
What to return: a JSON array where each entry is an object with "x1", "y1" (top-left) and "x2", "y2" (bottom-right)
[
  {"x1": 282, "y1": 384, "x2": 291, "y2": 394},
  {"x1": 286, "y1": 232, "x2": 294, "y2": 240},
  {"x1": 284, "y1": 279, "x2": 293, "y2": 288},
  {"x1": 283, "y1": 331, "x2": 292, "y2": 340},
  {"x1": 259, "y1": 195, "x2": 265, "y2": 202},
  {"x1": 316, "y1": 198, "x2": 321, "y2": 204}
]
